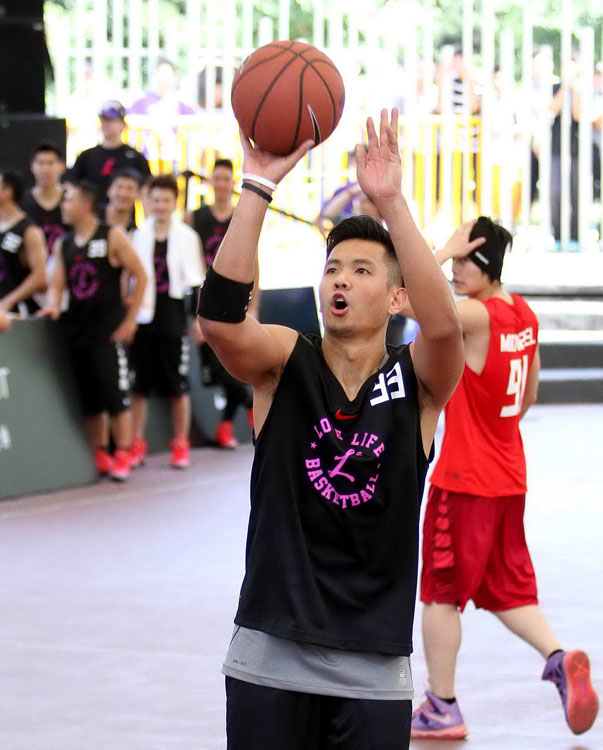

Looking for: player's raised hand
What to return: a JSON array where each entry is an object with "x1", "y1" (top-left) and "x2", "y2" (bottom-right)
[
  {"x1": 355, "y1": 108, "x2": 402, "y2": 205},
  {"x1": 239, "y1": 129, "x2": 314, "y2": 188},
  {"x1": 440, "y1": 220, "x2": 486, "y2": 261}
]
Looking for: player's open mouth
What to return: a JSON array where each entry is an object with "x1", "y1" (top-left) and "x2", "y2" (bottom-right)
[{"x1": 331, "y1": 294, "x2": 349, "y2": 314}]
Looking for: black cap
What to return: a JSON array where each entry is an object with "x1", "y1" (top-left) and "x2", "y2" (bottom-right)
[
  {"x1": 99, "y1": 100, "x2": 127, "y2": 120},
  {"x1": 467, "y1": 217, "x2": 513, "y2": 281}
]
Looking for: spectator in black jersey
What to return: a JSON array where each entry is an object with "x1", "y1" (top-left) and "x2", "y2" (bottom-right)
[
  {"x1": 185, "y1": 158, "x2": 254, "y2": 448},
  {"x1": 68, "y1": 101, "x2": 151, "y2": 212},
  {"x1": 130, "y1": 175, "x2": 204, "y2": 470},
  {"x1": 0, "y1": 171, "x2": 47, "y2": 318},
  {"x1": 197, "y1": 109, "x2": 464, "y2": 749},
  {"x1": 105, "y1": 168, "x2": 143, "y2": 233},
  {"x1": 39, "y1": 181, "x2": 147, "y2": 482},
  {"x1": 22, "y1": 142, "x2": 67, "y2": 255}
]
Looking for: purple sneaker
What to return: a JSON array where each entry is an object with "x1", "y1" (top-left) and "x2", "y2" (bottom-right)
[
  {"x1": 542, "y1": 650, "x2": 599, "y2": 735},
  {"x1": 411, "y1": 690, "x2": 468, "y2": 739}
]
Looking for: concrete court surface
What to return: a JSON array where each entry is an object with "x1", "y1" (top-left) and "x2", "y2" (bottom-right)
[{"x1": 0, "y1": 404, "x2": 601, "y2": 750}]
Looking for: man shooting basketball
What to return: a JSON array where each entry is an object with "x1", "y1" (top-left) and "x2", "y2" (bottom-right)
[{"x1": 197, "y1": 109, "x2": 464, "y2": 749}]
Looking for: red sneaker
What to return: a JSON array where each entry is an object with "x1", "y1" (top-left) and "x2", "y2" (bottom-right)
[
  {"x1": 129, "y1": 436, "x2": 147, "y2": 468},
  {"x1": 170, "y1": 437, "x2": 190, "y2": 468},
  {"x1": 215, "y1": 420, "x2": 239, "y2": 449},
  {"x1": 110, "y1": 449, "x2": 131, "y2": 482},
  {"x1": 94, "y1": 448, "x2": 113, "y2": 476}
]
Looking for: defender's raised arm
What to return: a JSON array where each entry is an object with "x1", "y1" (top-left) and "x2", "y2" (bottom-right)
[{"x1": 356, "y1": 108, "x2": 464, "y2": 413}]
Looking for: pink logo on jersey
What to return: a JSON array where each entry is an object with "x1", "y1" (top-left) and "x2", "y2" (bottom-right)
[
  {"x1": 70, "y1": 261, "x2": 100, "y2": 300},
  {"x1": 154, "y1": 255, "x2": 169, "y2": 293},
  {"x1": 304, "y1": 415, "x2": 386, "y2": 510}
]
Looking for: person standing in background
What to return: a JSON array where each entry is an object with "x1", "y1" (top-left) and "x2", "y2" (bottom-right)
[
  {"x1": 104, "y1": 168, "x2": 144, "y2": 233},
  {"x1": 39, "y1": 181, "x2": 146, "y2": 481},
  {"x1": 0, "y1": 171, "x2": 47, "y2": 317},
  {"x1": 130, "y1": 175, "x2": 204, "y2": 469},
  {"x1": 22, "y1": 142, "x2": 67, "y2": 255},
  {"x1": 68, "y1": 101, "x2": 151, "y2": 212},
  {"x1": 185, "y1": 159, "x2": 255, "y2": 449}
]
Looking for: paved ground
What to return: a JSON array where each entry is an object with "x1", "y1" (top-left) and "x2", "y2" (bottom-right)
[{"x1": 0, "y1": 404, "x2": 601, "y2": 750}]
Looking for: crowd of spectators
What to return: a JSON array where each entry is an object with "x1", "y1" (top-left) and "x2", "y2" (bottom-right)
[{"x1": 0, "y1": 98, "x2": 254, "y2": 481}]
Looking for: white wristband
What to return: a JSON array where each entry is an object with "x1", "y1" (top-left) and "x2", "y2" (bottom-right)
[{"x1": 242, "y1": 173, "x2": 277, "y2": 192}]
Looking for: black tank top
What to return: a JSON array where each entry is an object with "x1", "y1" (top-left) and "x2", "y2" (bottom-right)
[
  {"x1": 21, "y1": 190, "x2": 67, "y2": 252},
  {"x1": 235, "y1": 334, "x2": 432, "y2": 656},
  {"x1": 61, "y1": 223, "x2": 124, "y2": 345},
  {"x1": 193, "y1": 205, "x2": 231, "y2": 267},
  {"x1": 0, "y1": 217, "x2": 35, "y2": 310}
]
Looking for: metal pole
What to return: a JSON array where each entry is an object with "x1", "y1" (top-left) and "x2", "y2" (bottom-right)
[
  {"x1": 520, "y1": 5, "x2": 533, "y2": 231},
  {"x1": 539, "y1": 46, "x2": 553, "y2": 243},
  {"x1": 480, "y1": 0, "x2": 495, "y2": 218},
  {"x1": 422, "y1": 0, "x2": 434, "y2": 231},
  {"x1": 278, "y1": 0, "x2": 290, "y2": 41},
  {"x1": 560, "y1": 0, "x2": 573, "y2": 248},
  {"x1": 500, "y1": 29, "x2": 515, "y2": 230},
  {"x1": 461, "y1": 0, "x2": 473, "y2": 220},
  {"x1": 578, "y1": 27, "x2": 594, "y2": 251}
]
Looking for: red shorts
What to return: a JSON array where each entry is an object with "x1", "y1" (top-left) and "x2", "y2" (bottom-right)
[{"x1": 420, "y1": 486, "x2": 538, "y2": 612}]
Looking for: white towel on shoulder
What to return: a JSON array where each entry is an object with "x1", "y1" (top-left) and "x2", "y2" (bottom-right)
[{"x1": 132, "y1": 215, "x2": 204, "y2": 324}]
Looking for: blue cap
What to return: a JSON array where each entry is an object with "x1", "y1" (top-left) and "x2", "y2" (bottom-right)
[{"x1": 99, "y1": 100, "x2": 126, "y2": 120}]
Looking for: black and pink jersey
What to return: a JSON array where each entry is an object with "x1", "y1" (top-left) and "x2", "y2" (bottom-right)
[
  {"x1": 21, "y1": 190, "x2": 67, "y2": 253},
  {"x1": 192, "y1": 205, "x2": 231, "y2": 267},
  {"x1": 61, "y1": 222, "x2": 124, "y2": 345},
  {"x1": 235, "y1": 334, "x2": 432, "y2": 656},
  {"x1": 0, "y1": 216, "x2": 35, "y2": 311},
  {"x1": 145, "y1": 239, "x2": 186, "y2": 336}
]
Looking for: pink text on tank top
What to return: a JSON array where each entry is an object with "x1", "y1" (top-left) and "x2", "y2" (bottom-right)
[{"x1": 304, "y1": 415, "x2": 385, "y2": 510}]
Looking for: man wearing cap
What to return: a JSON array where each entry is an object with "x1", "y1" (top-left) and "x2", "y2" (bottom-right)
[
  {"x1": 68, "y1": 101, "x2": 151, "y2": 211},
  {"x1": 410, "y1": 217, "x2": 599, "y2": 739}
]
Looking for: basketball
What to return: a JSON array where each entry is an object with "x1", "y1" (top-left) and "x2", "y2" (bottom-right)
[{"x1": 231, "y1": 40, "x2": 345, "y2": 155}]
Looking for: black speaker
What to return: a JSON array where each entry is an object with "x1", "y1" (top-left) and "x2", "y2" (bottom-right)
[
  {"x1": 0, "y1": 1, "x2": 51, "y2": 114},
  {"x1": 0, "y1": 115, "x2": 66, "y2": 180},
  {"x1": 0, "y1": 1, "x2": 43, "y2": 19}
]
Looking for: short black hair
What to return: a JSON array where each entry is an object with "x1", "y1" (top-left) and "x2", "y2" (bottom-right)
[
  {"x1": 0, "y1": 170, "x2": 25, "y2": 204},
  {"x1": 109, "y1": 167, "x2": 144, "y2": 186},
  {"x1": 148, "y1": 173, "x2": 179, "y2": 198},
  {"x1": 326, "y1": 215, "x2": 403, "y2": 287},
  {"x1": 70, "y1": 180, "x2": 99, "y2": 210},
  {"x1": 31, "y1": 142, "x2": 64, "y2": 161},
  {"x1": 213, "y1": 158, "x2": 233, "y2": 173}
]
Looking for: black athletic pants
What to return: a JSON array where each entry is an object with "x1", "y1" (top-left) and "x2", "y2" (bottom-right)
[{"x1": 225, "y1": 677, "x2": 412, "y2": 750}]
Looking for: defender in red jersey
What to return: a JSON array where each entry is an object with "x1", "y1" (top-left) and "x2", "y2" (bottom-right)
[{"x1": 411, "y1": 218, "x2": 599, "y2": 740}]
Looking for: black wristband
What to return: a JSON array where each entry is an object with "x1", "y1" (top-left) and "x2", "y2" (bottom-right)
[
  {"x1": 197, "y1": 265, "x2": 254, "y2": 324},
  {"x1": 242, "y1": 180, "x2": 273, "y2": 203}
]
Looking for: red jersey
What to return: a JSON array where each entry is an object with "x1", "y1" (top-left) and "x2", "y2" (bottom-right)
[{"x1": 430, "y1": 294, "x2": 539, "y2": 497}]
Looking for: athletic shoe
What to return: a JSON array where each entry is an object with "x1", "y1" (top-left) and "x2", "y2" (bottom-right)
[
  {"x1": 215, "y1": 420, "x2": 239, "y2": 449},
  {"x1": 94, "y1": 448, "x2": 113, "y2": 476},
  {"x1": 411, "y1": 690, "x2": 468, "y2": 739},
  {"x1": 542, "y1": 650, "x2": 599, "y2": 734},
  {"x1": 129, "y1": 436, "x2": 147, "y2": 468},
  {"x1": 110, "y1": 449, "x2": 131, "y2": 482},
  {"x1": 170, "y1": 437, "x2": 190, "y2": 469}
]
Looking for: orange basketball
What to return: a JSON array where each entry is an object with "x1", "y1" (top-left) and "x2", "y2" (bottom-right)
[{"x1": 231, "y1": 40, "x2": 345, "y2": 155}]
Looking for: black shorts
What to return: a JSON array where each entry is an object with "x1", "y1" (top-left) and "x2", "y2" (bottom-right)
[
  {"x1": 131, "y1": 328, "x2": 190, "y2": 397},
  {"x1": 225, "y1": 677, "x2": 411, "y2": 750},
  {"x1": 69, "y1": 340, "x2": 131, "y2": 417}
]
